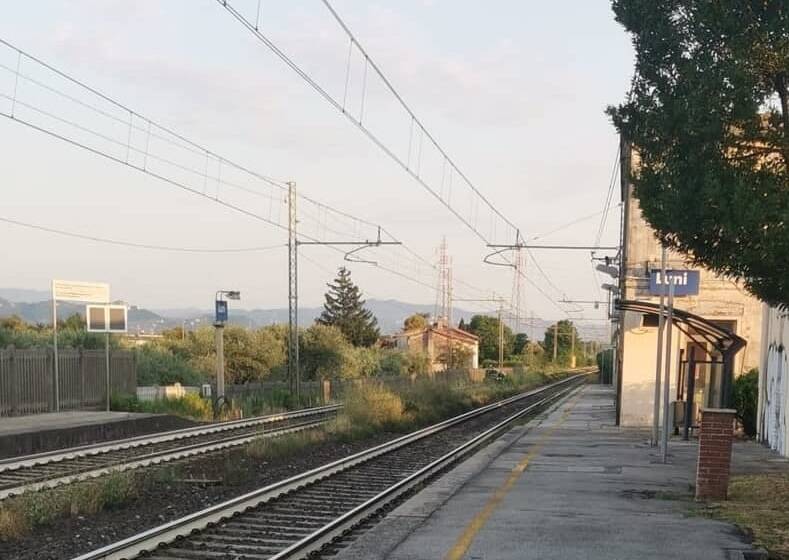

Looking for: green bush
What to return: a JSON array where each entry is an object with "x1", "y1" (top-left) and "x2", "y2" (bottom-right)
[
  {"x1": 733, "y1": 368, "x2": 759, "y2": 437},
  {"x1": 111, "y1": 392, "x2": 213, "y2": 421},
  {"x1": 135, "y1": 345, "x2": 205, "y2": 386}
]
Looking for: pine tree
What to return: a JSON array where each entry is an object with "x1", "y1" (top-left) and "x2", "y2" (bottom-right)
[{"x1": 317, "y1": 267, "x2": 380, "y2": 347}]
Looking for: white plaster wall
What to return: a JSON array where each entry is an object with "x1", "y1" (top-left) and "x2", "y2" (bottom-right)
[
  {"x1": 759, "y1": 305, "x2": 789, "y2": 457},
  {"x1": 620, "y1": 309, "x2": 681, "y2": 426}
]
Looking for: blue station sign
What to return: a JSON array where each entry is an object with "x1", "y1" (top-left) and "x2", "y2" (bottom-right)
[
  {"x1": 215, "y1": 300, "x2": 228, "y2": 323},
  {"x1": 649, "y1": 269, "x2": 700, "y2": 296}
]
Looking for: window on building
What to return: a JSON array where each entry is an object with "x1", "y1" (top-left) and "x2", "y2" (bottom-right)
[{"x1": 641, "y1": 313, "x2": 660, "y2": 328}]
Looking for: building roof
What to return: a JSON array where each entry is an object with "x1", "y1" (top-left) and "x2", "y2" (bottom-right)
[{"x1": 396, "y1": 324, "x2": 479, "y2": 343}]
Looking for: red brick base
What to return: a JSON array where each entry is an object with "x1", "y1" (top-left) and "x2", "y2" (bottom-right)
[{"x1": 695, "y1": 408, "x2": 736, "y2": 500}]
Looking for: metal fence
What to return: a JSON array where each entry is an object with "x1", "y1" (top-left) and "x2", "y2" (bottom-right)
[{"x1": 0, "y1": 347, "x2": 136, "y2": 416}]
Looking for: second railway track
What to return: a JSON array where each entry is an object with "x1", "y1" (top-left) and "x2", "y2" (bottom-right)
[
  {"x1": 73, "y1": 374, "x2": 588, "y2": 560},
  {"x1": 0, "y1": 404, "x2": 341, "y2": 500}
]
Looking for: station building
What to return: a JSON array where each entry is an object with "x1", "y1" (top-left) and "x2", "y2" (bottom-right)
[
  {"x1": 392, "y1": 319, "x2": 480, "y2": 372},
  {"x1": 615, "y1": 140, "x2": 763, "y2": 427}
]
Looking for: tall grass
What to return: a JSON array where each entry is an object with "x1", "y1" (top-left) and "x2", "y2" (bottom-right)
[
  {"x1": 0, "y1": 471, "x2": 138, "y2": 540},
  {"x1": 246, "y1": 429, "x2": 327, "y2": 460}
]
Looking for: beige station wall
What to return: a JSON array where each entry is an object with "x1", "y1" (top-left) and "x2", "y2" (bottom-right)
[
  {"x1": 618, "y1": 149, "x2": 763, "y2": 426},
  {"x1": 619, "y1": 311, "x2": 681, "y2": 426}
]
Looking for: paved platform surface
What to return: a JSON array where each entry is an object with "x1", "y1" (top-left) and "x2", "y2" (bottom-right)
[
  {"x1": 0, "y1": 411, "x2": 156, "y2": 436},
  {"x1": 338, "y1": 384, "x2": 778, "y2": 560},
  {"x1": 0, "y1": 410, "x2": 197, "y2": 458}
]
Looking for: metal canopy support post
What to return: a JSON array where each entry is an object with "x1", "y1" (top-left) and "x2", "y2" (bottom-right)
[
  {"x1": 683, "y1": 346, "x2": 697, "y2": 440},
  {"x1": 660, "y1": 280, "x2": 676, "y2": 463},
  {"x1": 287, "y1": 181, "x2": 300, "y2": 401},
  {"x1": 651, "y1": 246, "x2": 667, "y2": 446}
]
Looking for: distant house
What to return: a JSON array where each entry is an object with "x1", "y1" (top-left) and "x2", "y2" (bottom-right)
[{"x1": 393, "y1": 319, "x2": 479, "y2": 372}]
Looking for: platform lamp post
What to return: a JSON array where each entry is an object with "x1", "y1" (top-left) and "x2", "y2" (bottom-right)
[{"x1": 214, "y1": 290, "x2": 240, "y2": 405}]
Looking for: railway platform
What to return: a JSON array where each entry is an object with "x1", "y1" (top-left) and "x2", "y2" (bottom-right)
[
  {"x1": 0, "y1": 410, "x2": 196, "y2": 458},
  {"x1": 339, "y1": 384, "x2": 776, "y2": 560}
]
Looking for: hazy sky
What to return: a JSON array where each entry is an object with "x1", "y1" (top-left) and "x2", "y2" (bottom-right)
[{"x1": 0, "y1": 1, "x2": 633, "y2": 326}]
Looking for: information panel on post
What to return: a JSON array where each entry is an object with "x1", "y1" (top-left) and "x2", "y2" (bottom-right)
[
  {"x1": 53, "y1": 280, "x2": 110, "y2": 303},
  {"x1": 86, "y1": 304, "x2": 128, "y2": 333}
]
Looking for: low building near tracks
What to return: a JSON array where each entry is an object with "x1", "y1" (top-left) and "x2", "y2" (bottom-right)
[
  {"x1": 615, "y1": 141, "x2": 762, "y2": 427},
  {"x1": 392, "y1": 319, "x2": 479, "y2": 372}
]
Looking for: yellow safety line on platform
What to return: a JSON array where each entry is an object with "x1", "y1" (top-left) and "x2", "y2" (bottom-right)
[{"x1": 443, "y1": 385, "x2": 586, "y2": 560}]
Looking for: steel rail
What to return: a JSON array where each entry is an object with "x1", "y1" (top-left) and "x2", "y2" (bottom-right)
[
  {"x1": 0, "y1": 404, "x2": 341, "y2": 500},
  {"x1": 0, "y1": 404, "x2": 342, "y2": 469},
  {"x1": 72, "y1": 374, "x2": 587, "y2": 560},
  {"x1": 272, "y1": 381, "x2": 581, "y2": 560}
]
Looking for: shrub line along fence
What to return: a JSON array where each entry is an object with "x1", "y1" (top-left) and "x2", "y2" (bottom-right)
[
  {"x1": 137, "y1": 368, "x2": 487, "y2": 405},
  {"x1": 0, "y1": 347, "x2": 136, "y2": 416}
]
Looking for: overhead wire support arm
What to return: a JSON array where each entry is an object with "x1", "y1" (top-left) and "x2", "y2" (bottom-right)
[{"x1": 487, "y1": 244, "x2": 620, "y2": 251}]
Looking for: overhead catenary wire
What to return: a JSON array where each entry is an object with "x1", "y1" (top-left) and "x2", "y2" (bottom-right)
[
  {"x1": 215, "y1": 0, "x2": 520, "y2": 248},
  {"x1": 213, "y1": 2, "x2": 589, "y2": 321},
  {"x1": 1, "y1": 37, "x2": 501, "y2": 301},
  {"x1": 0, "y1": 216, "x2": 286, "y2": 253}
]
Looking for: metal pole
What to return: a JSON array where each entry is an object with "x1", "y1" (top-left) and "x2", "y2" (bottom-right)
[
  {"x1": 105, "y1": 332, "x2": 111, "y2": 412},
  {"x1": 660, "y1": 280, "x2": 676, "y2": 463},
  {"x1": 683, "y1": 346, "x2": 696, "y2": 440},
  {"x1": 51, "y1": 281, "x2": 59, "y2": 412},
  {"x1": 553, "y1": 322, "x2": 558, "y2": 362},
  {"x1": 215, "y1": 324, "x2": 225, "y2": 401},
  {"x1": 287, "y1": 181, "x2": 300, "y2": 401},
  {"x1": 497, "y1": 306, "x2": 504, "y2": 369},
  {"x1": 651, "y1": 246, "x2": 667, "y2": 446}
]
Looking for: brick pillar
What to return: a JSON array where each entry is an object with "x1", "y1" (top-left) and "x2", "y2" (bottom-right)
[{"x1": 695, "y1": 408, "x2": 736, "y2": 500}]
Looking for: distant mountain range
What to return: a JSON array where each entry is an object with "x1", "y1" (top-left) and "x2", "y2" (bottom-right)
[{"x1": 0, "y1": 288, "x2": 609, "y2": 341}]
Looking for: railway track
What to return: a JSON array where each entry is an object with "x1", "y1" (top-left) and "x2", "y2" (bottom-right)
[
  {"x1": 74, "y1": 374, "x2": 587, "y2": 560},
  {"x1": 0, "y1": 404, "x2": 341, "y2": 500}
]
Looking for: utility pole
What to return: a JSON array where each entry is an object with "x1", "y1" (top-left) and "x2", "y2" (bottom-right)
[
  {"x1": 660, "y1": 280, "x2": 676, "y2": 463},
  {"x1": 214, "y1": 324, "x2": 225, "y2": 401},
  {"x1": 553, "y1": 322, "x2": 558, "y2": 362},
  {"x1": 454, "y1": 296, "x2": 508, "y2": 369},
  {"x1": 498, "y1": 304, "x2": 504, "y2": 369},
  {"x1": 652, "y1": 246, "x2": 668, "y2": 446},
  {"x1": 214, "y1": 290, "x2": 239, "y2": 406},
  {"x1": 287, "y1": 181, "x2": 300, "y2": 401}
]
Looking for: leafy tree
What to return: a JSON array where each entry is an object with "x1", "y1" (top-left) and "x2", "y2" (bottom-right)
[
  {"x1": 379, "y1": 349, "x2": 430, "y2": 377},
  {"x1": 513, "y1": 333, "x2": 529, "y2": 355},
  {"x1": 403, "y1": 313, "x2": 429, "y2": 331},
  {"x1": 608, "y1": 2, "x2": 789, "y2": 305},
  {"x1": 300, "y1": 324, "x2": 354, "y2": 380},
  {"x1": 458, "y1": 318, "x2": 467, "y2": 331},
  {"x1": 543, "y1": 320, "x2": 580, "y2": 365},
  {"x1": 466, "y1": 315, "x2": 514, "y2": 363},
  {"x1": 317, "y1": 267, "x2": 380, "y2": 346},
  {"x1": 437, "y1": 341, "x2": 474, "y2": 370},
  {"x1": 136, "y1": 345, "x2": 204, "y2": 386}
]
